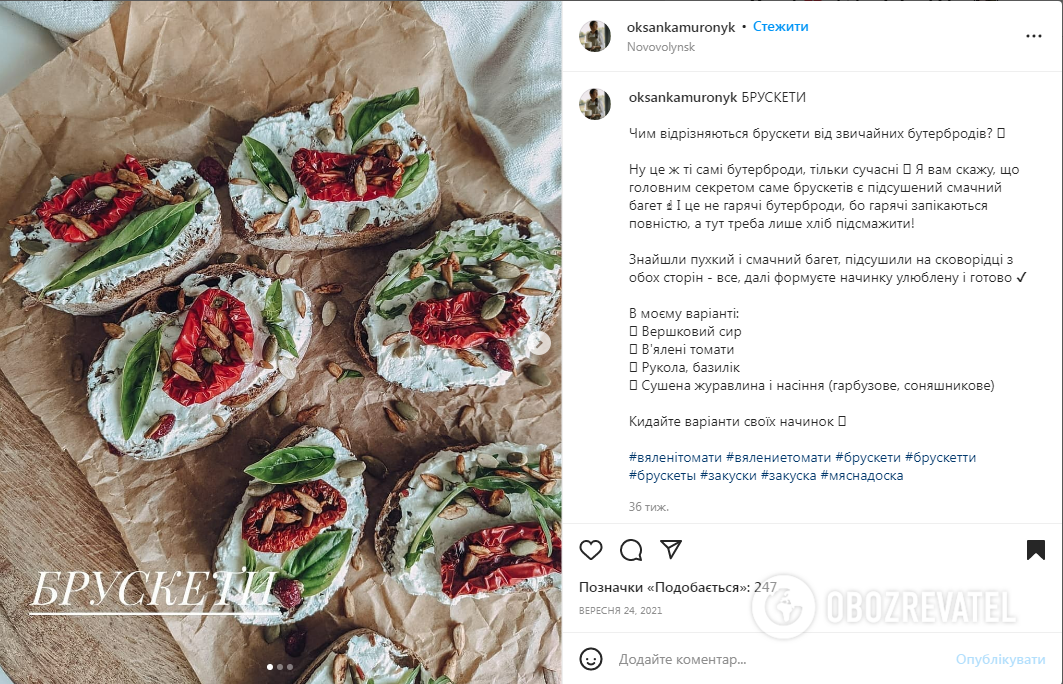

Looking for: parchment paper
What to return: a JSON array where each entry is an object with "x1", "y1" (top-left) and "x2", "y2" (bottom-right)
[{"x1": 0, "y1": 3, "x2": 561, "y2": 683}]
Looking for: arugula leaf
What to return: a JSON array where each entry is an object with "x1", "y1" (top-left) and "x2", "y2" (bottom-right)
[
  {"x1": 337, "y1": 369, "x2": 363, "y2": 382},
  {"x1": 244, "y1": 446, "x2": 336, "y2": 484},
  {"x1": 379, "y1": 275, "x2": 430, "y2": 302},
  {"x1": 378, "y1": 304, "x2": 406, "y2": 320},
  {"x1": 262, "y1": 279, "x2": 283, "y2": 321},
  {"x1": 499, "y1": 238, "x2": 561, "y2": 271},
  {"x1": 119, "y1": 325, "x2": 164, "y2": 440},
  {"x1": 249, "y1": 565, "x2": 283, "y2": 594},
  {"x1": 346, "y1": 88, "x2": 420, "y2": 145},
  {"x1": 243, "y1": 136, "x2": 295, "y2": 201},
  {"x1": 46, "y1": 193, "x2": 207, "y2": 292},
  {"x1": 282, "y1": 529, "x2": 353, "y2": 596},
  {"x1": 268, "y1": 322, "x2": 299, "y2": 358},
  {"x1": 394, "y1": 153, "x2": 431, "y2": 199}
]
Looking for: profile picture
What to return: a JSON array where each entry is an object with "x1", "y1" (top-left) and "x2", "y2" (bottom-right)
[
  {"x1": 580, "y1": 20, "x2": 610, "y2": 52},
  {"x1": 579, "y1": 88, "x2": 611, "y2": 120}
]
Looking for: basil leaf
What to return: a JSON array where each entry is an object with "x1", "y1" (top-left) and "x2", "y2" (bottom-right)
[
  {"x1": 243, "y1": 543, "x2": 257, "y2": 574},
  {"x1": 337, "y1": 369, "x2": 363, "y2": 382},
  {"x1": 262, "y1": 279, "x2": 283, "y2": 322},
  {"x1": 244, "y1": 446, "x2": 336, "y2": 484},
  {"x1": 347, "y1": 88, "x2": 420, "y2": 146},
  {"x1": 283, "y1": 529, "x2": 353, "y2": 596},
  {"x1": 45, "y1": 195, "x2": 205, "y2": 292},
  {"x1": 119, "y1": 325, "x2": 164, "y2": 440},
  {"x1": 243, "y1": 136, "x2": 296, "y2": 201},
  {"x1": 379, "y1": 275, "x2": 429, "y2": 303},
  {"x1": 378, "y1": 303, "x2": 406, "y2": 320},
  {"x1": 249, "y1": 565, "x2": 283, "y2": 594},
  {"x1": 405, "y1": 526, "x2": 435, "y2": 571},
  {"x1": 268, "y1": 322, "x2": 299, "y2": 358},
  {"x1": 394, "y1": 153, "x2": 431, "y2": 199}
]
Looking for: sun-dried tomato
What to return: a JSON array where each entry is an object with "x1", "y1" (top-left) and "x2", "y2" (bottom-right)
[
  {"x1": 36, "y1": 155, "x2": 148, "y2": 243},
  {"x1": 439, "y1": 522, "x2": 561, "y2": 598},
  {"x1": 409, "y1": 291, "x2": 529, "y2": 351},
  {"x1": 162, "y1": 289, "x2": 254, "y2": 406},
  {"x1": 482, "y1": 339, "x2": 514, "y2": 371},
  {"x1": 242, "y1": 480, "x2": 348, "y2": 553},
  {"x1": 290, "y1": 148, "x2": 403, "y2": 202}
]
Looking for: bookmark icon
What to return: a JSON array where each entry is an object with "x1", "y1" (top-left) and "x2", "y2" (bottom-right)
[{"x1": 660, "y1": 540, "x2": 682, "y2": 559}]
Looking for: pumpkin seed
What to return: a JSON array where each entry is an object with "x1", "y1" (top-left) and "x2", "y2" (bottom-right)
[
  {"x1": 487, "y1": 493, "x2": 512, "y2": 517},
  {"x1": 393, "y1": 341, "x2": 411, "y2": 358},
  {"x1": 476, "y1": 453, "x2": 499, "y2": 469},
  {"x1": 247, "y1": 481, "x2": 274, "y2": 497},
  {"x1": 480, "y1": 294, "x2": 505, "y2": 320},
  {"x1": 322, "y1": 300, "x2": 337, "y2": 327},
  {"x1": 200, "y1": 347, "x2": 223, "y2": 364},
  {"x1": 275, "y1": 253, "x2": 293, "y2": 275},
  {"x1": 523, "y1": 364, "x2": 550, "y2": 387},
  {"x1": 454, "y1": 492, "x2": 478, "y2": 509},
  {"x1": 489, "y1": 261, "x2": 521, "y2": 278},
  {"x1": 337, "y1": 460, "x2": 366, "y2": 478},
  {"x1": 19, "y1": 239, "x2": 49, "y2": 255},
  {"x1": 269, "y1": 390, "x2": 288, "y2": 416},
  {"x1": 263, "y1": 625, "x2": 282, "y2": 644},
  {"x1": 246, "y1": 254, "x2": 267, "y2": 270},
  {"x1": 347, "y1": 208, "x2": 370, "y2": 232},
  {"x1": 360, "y1": 454, "x2": 388, "y2": 479},
  {"x1": 450, "y1": 281, "x2": 476, "y2": 293},
  {"x1": 278, "y1": 358, "x2": 297, "y2": 379},
  {"x1": 214, "y1": 252, "x2": 239, "y2": 264},
  {"x1": 509, "y1": 539, "x2": 543, "y2": 556},
  {"x1": 316, "y1": 127, "x2": 336, "y2": 145},
  {"x1": 507, "y1": 451, "x2": 528, "y2": 466},
  {"x1": 60, "y1": 173, "x2": 79, "y2": 185},
  {"x1": 269, "y1": 183, "x2": 289, "y2": 202},
  {"x1": 394, "y1": 400, "x2": 419, "y2": 421},
  {"x1": 262, "y1": 335, "x2": 278, "y2": 366},
  {"x1": 472, "y1": 278, "x2": 497, "y2": 293},
  {"x1": 94, "y1": 185, "x2": 118, "y2": 201},
  {"x1": 431, "y1": 282, "x2": 449, "y2": 299},
  {"x1": 248, "y1": 438, "x2": 271, "y2": 455},
  {"x1": 187, "y1": 180, "x2": 203, "y2": 198},
  {"x1": 462, "y1": 264, "x2": 492, "y2": 276},
  {"x1": 71, "y1": 354, "x2": 85, "y2": 382}
]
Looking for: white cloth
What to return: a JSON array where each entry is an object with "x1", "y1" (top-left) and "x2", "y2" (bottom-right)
[{"x1": 0, "y1": 0, "x2": 562, "y2": 227}]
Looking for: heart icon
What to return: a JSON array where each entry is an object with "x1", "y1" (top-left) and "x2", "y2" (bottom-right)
[{"x1": 579, "y1": 539, "x2": 603, "y2": 560}]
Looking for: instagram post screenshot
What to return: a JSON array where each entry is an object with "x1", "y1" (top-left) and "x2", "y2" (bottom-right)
[{"x1": 0, "y1": 1, "x2": 1057, "y2": 683}]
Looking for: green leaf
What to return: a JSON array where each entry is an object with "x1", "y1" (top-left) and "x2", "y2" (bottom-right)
[
  {"x1": 268, "y1": 322, "x2": 299, "y2": 358},
  {"x1": 405, "y1": 485, "x2": 464, "y2": 570},
  {"x1": 337, "y1": 369, "x2": 363, "y2": 382},
  {"x1": 45, "y1": 195, "x2": 206, "y2": 292},
  {"x1": 394, "y1": 153, "x2": 431, "y2": 199},
  {"x1": 378, "y1": 303, "x2": 406, "y2": 320},
  {"x1": 243, "y1": 136, "x2": 296, "y2": 201},
  {"x1": 379, "y1": 275, "x2": 430, "y2": 303},
  {"x1": 244, "y1": 446, "x2": 336, "y2": 484},
  {"x1": 283, "y1": 529, "x2": 353, "y2": 596},
  {"x1": 119, "y1": 325, "x2": 164, "y2": 440},
  {"x1": 500, "y1": 238, "x2": 561, "y2": 271},
  {"x1": 346, "y1": 88, "x2": 420, "y2": 146},
  {"x1": 243, "y1": 543, "x2": 257, "y2": 574},
  {"x1": 262, "y1": 280, "x2": 283, "y2": 322},
  {"x1": 249, "y1": 565, "x2": 283, "y2": 594},
  {"x1": 396, "y1": 669, "x2": 420, "y2": 684}
]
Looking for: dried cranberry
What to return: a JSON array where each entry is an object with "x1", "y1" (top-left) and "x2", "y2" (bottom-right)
[
  {"x1": 483, "y1": 339, "x2": 514, "y2": 371},
  {"x1": 284, "y1": 626, "x2": 307, "y2": 657},
  {"x1": 147, "y1": 414, "x2": 176, "y2": 440},
  {"x1": 270, "y1": 578, "x2": 303, "y2": 610},
  {"x1": 68, "y1": 196, "x2": 110, "y2": 217},
  {"x1": 196, "y1": 157, "x2": 228, "y2": 187}
]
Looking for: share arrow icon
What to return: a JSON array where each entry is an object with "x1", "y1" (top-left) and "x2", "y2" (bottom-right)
[{"x1": 660, "y1": 540, "x2": 682, "y2": 559}]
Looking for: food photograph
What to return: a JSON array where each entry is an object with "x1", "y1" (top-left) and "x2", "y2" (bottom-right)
[{"x1": 0, "y1": 2, "x2": 562, "y2": 683}]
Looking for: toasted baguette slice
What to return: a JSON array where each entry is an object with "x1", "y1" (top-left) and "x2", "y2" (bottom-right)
[
  {"x1": 228, "y1": 94, "x2": 441, "y2": 251},
  {"x1": 7, "y1": 158, "x2": 222, "y2": 315},
  {"x1": 375, "y1": 442, "x2": 562, "y2": 604},
  {"x1": 213, "y1": 426, "x2": 367, "y2": 626},
  {"x1": 294, "y1": 628, "x2": 425, "y2": 684},
  {"x1": 352, "y1": 213, "x2": 561, "y2": 393},
  {"x1": 87, "y1": 264, "x2": 313, "y2": 460}
]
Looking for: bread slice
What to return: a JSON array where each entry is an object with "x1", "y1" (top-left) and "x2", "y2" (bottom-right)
[
  {"x1": 294, "y1": 629, "x2": 424, "y2": 684},
  {"x1": 374, "y1": 442, "x2": 562, "y2": 604},
  {"x1": 212, "y1": 426, "x2": 367, "y2": 626},
  {"x1": 229, "y1": 96, "x2": 442, "y2": 251},
  {"x1": 7, "y1": 158, "x2": 223, "y2": 316},
  {"x1": 87, "y1": 264, "x2": 313, "y2": 460},
  {"x1": 352, "y1": 213, "x2": 561, "y2": 392}
]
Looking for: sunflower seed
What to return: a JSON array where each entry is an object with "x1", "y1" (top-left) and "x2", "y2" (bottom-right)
[
  {"x1": 385, "y1": 144, "x2": 402, "y2": 160},
  {"x1": 334, "y1": 112, "x2": 347, "y2": 141},
  {"x1": 468, "y1": 544, "x2": 491, "y2": 557},
  {"x1": 455, "y1": 349, "x2": 485, "y2": 368},
  {"x1": 523, "y1": 364, "x2": 550, "y2": 387},
  {"x1": 540, "y1": 448, "x2": 555, "y2": 476},
  {"x1": 517, "y1": 287, "x2": 550, "y2": 296},
  {"x1": 214, "y1": 252, "x2": 239, "y2": 264},
  {"x1": 332, "y1": 655, "x2": 348, "y2": 684},
  {"x1": 476, "y1": 453, "x2": 499, "y2": 469},
  {"x1": 327, "y1": 362, "x2": 343, "y2": 378},
  {"x1": 102, "y1": 322, "x2": 125, "y2": 339},
  {"x1": 511, "y1": 273, "x2": 530, "y2": 292},
  {"x1": 212, "y1": 414, "x2": 226, "y2": 428},
  {"x1": 455, "y1": 454, "x2": 467, "y2": 478},
  {"x1": 472, "y1": 278, "x2": 497, "y2": 293},
  {"x1": 457, "y1": 405, "x2": 474, "y2": 428},
  {"x1": 509, "y1": 540, "x2": 543, "y2": 557},
  {"x1": 222, "y1": 393, "x2": 251, "y2": 407},
  {"x1": 380, "y1": 121, "x2": 394, "y2": 134},
  {"x1": 431, "y1": 282, "x2": 449, "y2": 299},
  {"x1": 352, "y1": 165, "x2": 367, "y2": 196},
  {"x1": 489, "y1": 261, "x2": 521, "y2": 278},
  {"x1": 337, "y1": 460, "x2": 366, "y2": 478},
  {"x1": 200, "y1": 347, "x2": 223, "y2": 364},
  {"x1": 440, "y1": 262, "x2": 454, "y2": 288},
  {"x1": 3, "y1": 262, "x2": 24, "y2": 283},
  {"x1": 335, "y1": 426, "x2": 352, "y2": 450},
  {"x1": 316, "y1": 127, "x2": 336, "y2": 145},
  {"x1": 297, "y1": 404, "x2": 324, "y2": 423},
  {"x1": 202, "y1": 321, "x2": 230, "y2": 349},
  {"x1": 19, "y1": 239, "x2": 48, "y2": 255},
  {"x1": 394, "y1": 400, "x2": 419, "y2": 421},
  {"x1": 461, "y1": 553, "x2": 478, "y2": 576},
  {"x1": 303, "y1": 210, "x2": 321, "y2": 224},
  {"x1": 8, "y1": 213, "x2": 38, "y2": 226},
  {"x1": 322, "y1": 301, "x2": 337, "y2": 326},
  {"x1": 348, "y1": 207, "x2": 370, "y2": 232},
  {"x1": 295, "y1": 290, "x2": 307, "y2": 318},
  {"x1": 330, "y1": 90, "x2": 353, "y2": 115},
  {"x1": 507, "y1": 451, "x2": 528, "y2": 466},
  {"x1": 229, "y1": 178, "x2": 257, "y2": 186},
  {"x1": 252, "y1": 213, "x2": 280, "y2": 233},
  {"x1": 351, "y1": 553, "x2": 364, "y2": 571},
  {"x1": 248, "y1": 438, "x2": 272, "y2": 455},
  {"x1": 275, "y1": 253, "x2": 292, "y2": 275},
  {"x1": 393, "y1": 341, "x2": 411, "y2": 358},
  {"x1": 293, "y1": 489, "x2": 323, "y2": 513},
  {"x1": 314, "y1": 282, "x2": 343, "y2": 294},
  {"x1": 273, "y1": 509, "x2": 300, "y2": 525},
  {"x1": 288, "y1": 210, "x2": 301, "y2": 237},
  {"x1": 360, "y1": 454, "x2": 388, "y2": 479},
  {"x1": 443, "y1": 656, "x2": 458, "y2": 681},
  {"x1": 269, "y1": 390, "x2": 287, "y2": 416},
  {"x1": 71, "y1": 354, "x2": 85, "y2": 382},
  {"x1": 278, "y1": 358, "x2": 297, "y2": 379},
  {"x1": 409, "y1": 261, "x2": 425, "y2": 279},
  {"x1": 420, "y1": 473, "x2": 444, "y2": 491},
  {"x1": 246, "y1": 254, "x2": 268, "y2": 270},
  {"x1": 480, "y1": 294, "x2": 505, "y2": 320},
  {"x1": 343, "y1": 587, "x2": 357, "y2": 618},
  {"x1": 382, "y1": 331, "x2": 407, "y2": 346},
  {"x1": 539, "y1": 480, "x2": 558, "y2": 495},
  {"x1": 384, "y1": 406, "x2": 407, "y2": 433}
]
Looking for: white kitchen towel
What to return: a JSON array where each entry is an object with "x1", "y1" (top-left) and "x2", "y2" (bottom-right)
[{"x1": 0, "y1": 0, "x2": 563, "y2": 228}]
